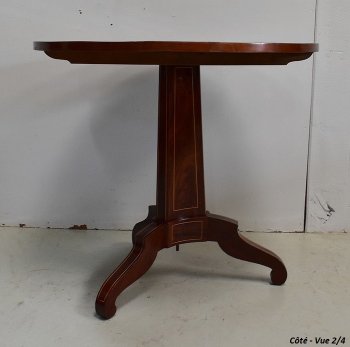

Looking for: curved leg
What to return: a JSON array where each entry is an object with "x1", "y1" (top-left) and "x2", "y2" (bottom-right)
[
  {"x1": 96, "y1": 223, "x2": 165, "y2": 319},
  {"x1": 207, "y1": 213, "x2": 287, "y2": 285}
]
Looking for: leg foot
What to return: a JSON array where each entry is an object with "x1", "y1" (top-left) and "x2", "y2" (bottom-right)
[
  {"x1": 207, "y1": 213, "x2": 287, "y2": 285},
  {"x1": 95, "y1": 223, "x2": 165, "y2": 319},
  {"x1": 270, "y1": 268, "x2": 287, "y2": 286}
]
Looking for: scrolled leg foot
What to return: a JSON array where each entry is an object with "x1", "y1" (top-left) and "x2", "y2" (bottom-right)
[
  {"x1": 96, "y1": 301, "x2": 117, "y2": 320},
  {"x1": 95, "y1": 223, "x2": 165, "y2": 319},
  {"x1": 207, "y1": 213, "x2": 287, "y2": 285},
  {"x1": 270, "y1": 266, "x2": 287, "y2": 285}
]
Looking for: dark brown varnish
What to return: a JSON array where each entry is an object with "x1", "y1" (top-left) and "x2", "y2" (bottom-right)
[
  {"x1": 34, "y1": 41, "x2": 318, "y2": 319},
  {"x1": 34, "y1": 41, "x2": 318, "y2": 65}
]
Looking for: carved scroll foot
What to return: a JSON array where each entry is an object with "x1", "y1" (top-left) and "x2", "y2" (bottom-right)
[
  {"x1": 95, "y1": 223, "x2": 165, "y2": 319},
  {"x1": 207, "y1": 213, "x2": 287, "y2": 285}
]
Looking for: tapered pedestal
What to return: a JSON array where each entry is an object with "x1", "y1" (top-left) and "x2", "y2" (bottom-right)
[{"x1": 95, "y1": 65, "x2": 287, "y2": 319}]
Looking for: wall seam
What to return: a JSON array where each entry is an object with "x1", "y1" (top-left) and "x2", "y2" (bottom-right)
[{"x1": 303, "y1": 0, "x2": 319, "y2": 232}]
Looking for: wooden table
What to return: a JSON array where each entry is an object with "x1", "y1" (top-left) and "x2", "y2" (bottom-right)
[{"x1": 34, "y1": 41, "x2": 318, "y2": 319}]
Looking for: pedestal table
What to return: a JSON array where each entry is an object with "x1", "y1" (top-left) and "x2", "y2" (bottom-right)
[{"x1": 34, "y1": 41, "x2": 318, "y2": 319}]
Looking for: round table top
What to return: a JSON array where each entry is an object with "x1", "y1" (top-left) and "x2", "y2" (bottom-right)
[{"x1": 34, "y1": 41, "x2": 318, "y2": 65}]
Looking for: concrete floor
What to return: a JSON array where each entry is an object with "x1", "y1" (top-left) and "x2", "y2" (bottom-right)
[{"x1": 0, "y1": 227, "x2": 349, "y2": 347}]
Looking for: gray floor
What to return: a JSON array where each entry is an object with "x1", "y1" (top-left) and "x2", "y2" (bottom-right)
[{"x1": 0, "y1": 227, "x2": 349, "y2": 347}]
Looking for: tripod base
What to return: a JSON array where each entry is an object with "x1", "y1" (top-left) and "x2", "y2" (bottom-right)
[{"x1": 95, "y1": 206, "x2": 287, "y2": 319}]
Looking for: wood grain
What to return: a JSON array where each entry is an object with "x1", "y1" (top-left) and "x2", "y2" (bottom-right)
[
  {"x1": 34, "y1": 41, "x2": 318, "y2": 65},
  {"x1": 35, "y1": 40, "x2": 317, "y2": 319},
  {"x1": 95, "y1": 65, "x2": 289, "y2": 319}
]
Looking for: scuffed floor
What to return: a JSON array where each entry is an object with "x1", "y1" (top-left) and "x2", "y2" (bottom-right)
[{"x1": 0, "y1": 227, "x2": 349, "y2": 347}]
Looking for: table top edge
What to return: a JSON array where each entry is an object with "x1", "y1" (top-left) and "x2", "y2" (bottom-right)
[{"x1": 33, "y1": 41, "x2": 319, "y2": 53}]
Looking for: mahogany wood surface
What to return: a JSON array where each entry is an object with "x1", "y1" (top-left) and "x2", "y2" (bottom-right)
[
  {"x1": 34, "y1": 41, "x2": 318, "y2": 65},
  {"x1": 34, "y1": 41, "x2": 317, "y2": 319}
]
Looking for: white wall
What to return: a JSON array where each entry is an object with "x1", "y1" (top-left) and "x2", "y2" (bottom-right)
[
  {"x1": 306, "y1": 1, "x2": 350, "y2": 232},
  {"x1": 0, "y1": 1, "x2": 316, "y2": 231}
]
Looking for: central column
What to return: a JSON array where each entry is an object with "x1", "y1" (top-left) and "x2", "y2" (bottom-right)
[{"x1": 156, "y1": 65, "x2": 206, "y2": 222}]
